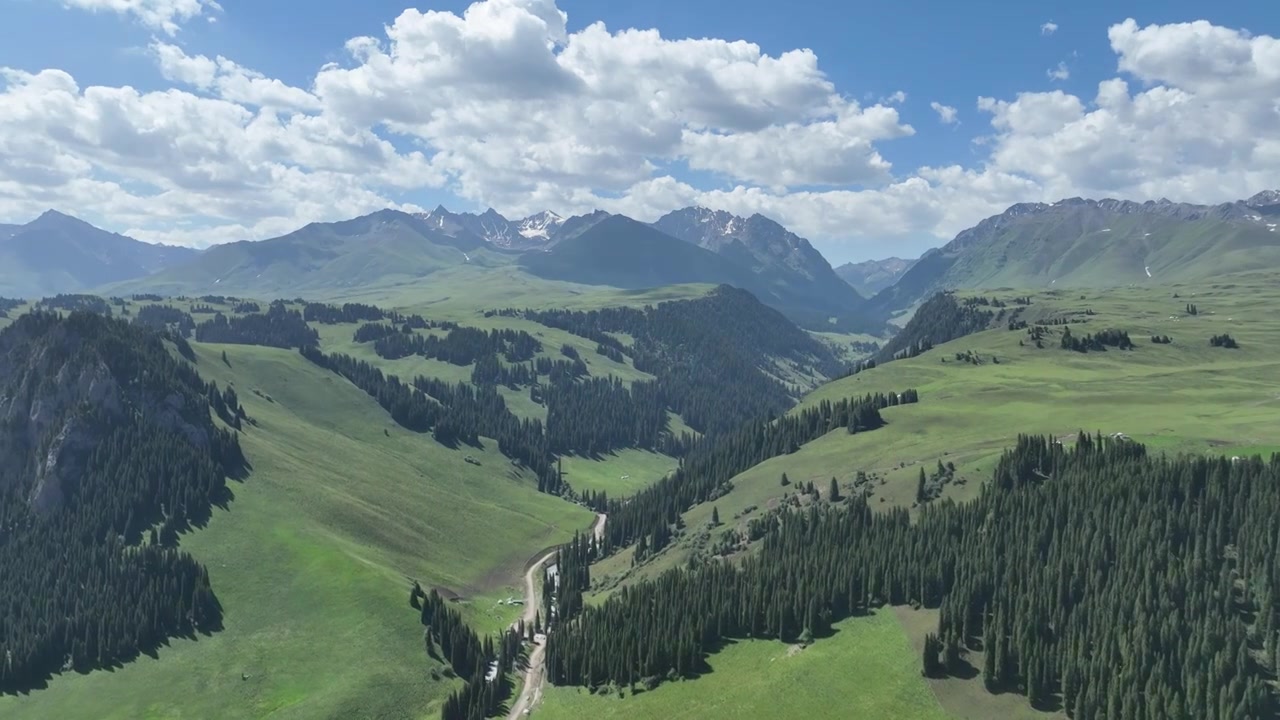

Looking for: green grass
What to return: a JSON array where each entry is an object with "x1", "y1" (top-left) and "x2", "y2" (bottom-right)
[
  {"x1": 560, "y1": 449, "x2": 679, "y2": 496},
  {"x1": 0, "y1": 342, "x2": 593, "y2": 720},
  {"x1": 309, "y1": 305, "x2": 656, "y2": 389},
  {"x1": 893, "y1": 608, "x2": 1062, "y2": 720},
  {"x1": 280, "y1": 265, "x2": 714, "y2": 320},
  {"x1": 586, "y1": 274, "x2": 1280, "y2": 719},
  {"x1": 668, "y1": 276, "x2": 1280, "y2": 560},
  {"x1": 535, "y1": 611, "x2": 947, "y2": 720},
  {"x1": 666, "y1": 411, "x2": 701, "y2": 440},
  {"x1": 927, "y1": 210, "x2": 1280, "y2": 294},
  {"x1": 21, "y1": 273, "x2": 1280, "y2": 719}
]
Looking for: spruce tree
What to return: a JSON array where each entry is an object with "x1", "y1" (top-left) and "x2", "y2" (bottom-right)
[{"x1": 922, "y1": 633, "x2": 943, "y2": 677}]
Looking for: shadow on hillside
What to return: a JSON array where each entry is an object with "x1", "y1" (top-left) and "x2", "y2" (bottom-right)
[{"x1": 0, "y1": 588, "x2": 225, "y2": 697}]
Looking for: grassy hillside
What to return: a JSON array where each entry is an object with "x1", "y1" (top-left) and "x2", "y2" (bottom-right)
[
  {"x1": 0, "y1": 341, "x2": 593, "y2": 720},
  {"x1": 535, "y1": 611, "x2": 947, "y2": 720},
  {"x1": 583, "y1": 272, "x2": 1280, "y2": 720},
  {"x1": 618, "y1": 274, "x2": 1280, "y2": 578},
  {"x1": 519, "y1": 215, "x2": 761, "y2": 294},
  {"x1": 521, "y1": 215, "x2": 879, "y2": 332},
  {"x1": 112, "y1": 263, "x2": 716, "y2": 326},
  {"x1": 107, "y1": 210, "x2": 514, "y2": 299},
  {"x1": 872, "y1": 195, "x2": 1280, "y2": 312}
]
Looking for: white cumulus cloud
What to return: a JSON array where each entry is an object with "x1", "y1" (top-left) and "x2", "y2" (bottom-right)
[
  {"x1": 6, "y1": 6, "x2": 1280, "y2": 260},
  {"x1": 930, "y1": 102, "x2": 959, "y2": 124},
  {"x1": 1047, "y1": 61, "x2": 1071, "y2": 81},
  {"x1": 60, "y1": 0, "x2": 222, "y2": 35},
  {"x1": 1041, "y1": 21, "x2": 1059, "y2": 36}
]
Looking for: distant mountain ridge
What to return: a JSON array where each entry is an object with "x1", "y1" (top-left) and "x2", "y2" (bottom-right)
[
  {"x1": 651, "y1": 207, "x2": 872, "y2": 330},
  {"x1": 0, "y1": 210, "x2": 197, "y2": 298},
  {"x1": 520, "y1": 213, "x2": 881, "y2": 332},
  {"x1": 113, "y1": 209, "x2": 513, "y2": 297},
  {"x1": 835, "y1": 257, "x2": 916, "y2": 296},
  {"x1": 520, "y1": 214, "x2": 760, "y2": 289},
  {"x1": 414, "y1": 206, "x2": 583, "y2": 250},
  {"x1": 872, "y1": 190, "x2": 1280, "y2": 312}
]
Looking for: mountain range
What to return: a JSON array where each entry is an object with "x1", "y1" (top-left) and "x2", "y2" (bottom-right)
[
  {"x1": 869, "y1": 190, "x2": 1280, "y2": 313},
  {"x1": 0, "y1": 210, "x2": 196, "y2": 297},
  {"x1": 102, "y1": 204, "x2": 879, "y2": 331},
  {"x1": 413, "y1": 206, "x2": 572, "y2": 250},
  {"x1": 835, "y1": 257, "x2": 916, "y2": 296},
  {"x1": 111, "y1": 209, "x2": 511, "y2": 297},
  {"x1": 5, "y1": 189, "x2": 1280, "y2": 333},
  {"x1": 650, "y1": 207, "x2": 870, "y2": 327}
]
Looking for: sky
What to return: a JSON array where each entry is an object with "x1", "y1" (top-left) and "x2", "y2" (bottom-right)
[{"x1": 0, "y1": 0, "x2": 1278, "y2": 263}]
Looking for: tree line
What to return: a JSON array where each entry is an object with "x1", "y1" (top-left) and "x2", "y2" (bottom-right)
[
  {"x1": 37, "y1": 293, "x2": 113, "y2": 316},
  {"x1": 1210, "y1": 333, "x2": 1239, "y2": 348},
  {"x1": 472, "y1": 354, "x2": 587, "y2": 389},
  {"x1": 133, "y1": 304, "x2": 197, "y2": 337},
  {"x1": 299, "y1": 346, "x2": 562, "y2": 493},
  {"x1": 0, "y1": 311, "x2": 246, "y2": 693},
  {"x1": 513, "y1": 287, "x2": 842, "y2": 437},
  {"x1": 582, "y1": 390, "x2": 919, "y2": 561},
  {"x1": 1059, "y1": 326, "x2": 1134, "y2": 352},
  {"x1": 365, "y1": 325, "x2": 541, "y2": 365},
  {"x1": 409, "y1": 584, "x2": 524, "y2": 720},
  {"x1": 303, "y1": 301, "x2": 434, "y2": 328},
  {"x1": 194, "y1": 302, "x2": 319, "y2": 349},
  {"x1": 549, "y1": 433, "x2": 1280, "y2": 720},
  {"x1": 873, "y1": 292, "x2": 996, "y2": 364},
  {"x1": 545, "y1": 376, "x2": 669, "y2": 457}
]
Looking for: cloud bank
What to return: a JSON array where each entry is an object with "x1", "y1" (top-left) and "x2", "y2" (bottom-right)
[{"x1": 3, "y1": 5, "x2": 1279, "y2": 259}]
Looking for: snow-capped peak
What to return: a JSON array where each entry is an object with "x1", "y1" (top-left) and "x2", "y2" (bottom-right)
[
  {"x1": 518, "y1": 211, "x2": 565, "y2": 240},
  {"x1": 1246, "y1": 190, "x2": 1280, "y2": 208}
]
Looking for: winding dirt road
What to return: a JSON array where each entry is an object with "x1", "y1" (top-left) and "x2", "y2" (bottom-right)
[{"x1": 506, "y1": 513, "x2": 606, "y2": 719}]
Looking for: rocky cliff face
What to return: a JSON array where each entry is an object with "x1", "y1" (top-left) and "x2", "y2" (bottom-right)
[{"x1": 0, "y1": 312, "x2": 210, "y2": 513}]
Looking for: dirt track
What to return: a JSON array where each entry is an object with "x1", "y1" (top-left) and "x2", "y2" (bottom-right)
[{"x1": 506, "y1": 513, "x2": 606, "y2": 719}]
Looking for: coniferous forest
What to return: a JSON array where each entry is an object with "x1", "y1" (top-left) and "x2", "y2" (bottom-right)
[
  {"x1": 366, "y1": 325, "x2": 541, "y2": 365},
  {"x1": 514, "y1": 286, "x2": 843, "y2": 436},
  {"x1": 194, "y1": 302, "x2": 318, "y2": 348},
  {"x1": 0, "y1": 312, "x2": 246, "y2": 693},
  {"x1": 8, "y1": 285, "x2": 1274, "y2": 720},
  {"x1": 408, "y1": 582, "x2": 525, "y2": 720},
  {"x1": 299, "y1": 346, "x2": 563, "y2": 492},
  {"x1": 547, "y1": 434, "x2": 1280, "y2": 720},
  {"x1": 874, "y1": 292, "x2": 997, "y2": 363},
  {"x1": 585, "y1": 390, "x2": 918, "y2": 558}
]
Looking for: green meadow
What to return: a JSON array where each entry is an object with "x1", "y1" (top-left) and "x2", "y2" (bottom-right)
[{"x1": 0, "y1": 342, "x2": 593, "y2": 720}]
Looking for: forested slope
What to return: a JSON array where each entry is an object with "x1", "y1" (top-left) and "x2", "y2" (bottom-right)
[
  {"x1": 872, "y1": 291, "x2": 1013, "y2": 364},
  {"x1": 0, "y1": 311, "x2": 246, "y2": 692},
  {"x1": 549, "y1": 434, "x2": 1280, "y2": 720},
  {"x1": 514, "y1": 285, "x2": 842, "y2": 438}
]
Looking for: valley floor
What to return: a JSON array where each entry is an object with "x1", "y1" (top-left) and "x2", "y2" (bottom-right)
[
  {"x1": 0, "y1": 342, "x2": 593, "y2": 720},
  {"x1": 8, "y1": 274, "x2": 1280, "y2": 720},
  {"x1": 573, "y1": 275, "x2": 1280, "y2": 720},
  {"x1": 535, "y1": 611, "x2": 946, "y2": 720}
]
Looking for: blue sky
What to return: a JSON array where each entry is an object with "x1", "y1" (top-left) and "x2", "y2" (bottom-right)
[{"x1": 1, "y1": 0, "x2": 1278, "y2": 262}]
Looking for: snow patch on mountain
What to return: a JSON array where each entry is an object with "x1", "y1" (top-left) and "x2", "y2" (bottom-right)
[{"x1": 518, "y1": 211, "x2": 564, "y2": 240}]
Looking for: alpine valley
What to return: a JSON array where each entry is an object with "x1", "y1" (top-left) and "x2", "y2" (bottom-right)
[{"x1": 4, "y1": 188, "x2": 1280, "y2": 720}]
